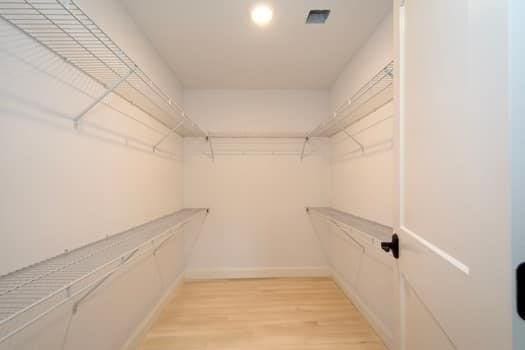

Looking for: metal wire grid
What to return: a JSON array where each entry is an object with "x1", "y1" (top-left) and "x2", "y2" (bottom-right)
[
  {"x1": 308, "y1": 61, "x2": 394, "y2": 138},
  {"x1": 1, "y1": 22, "x2": 183, "y2": 160},
  {"x1": 307, "y1": 207, "x2": 393, "y2": 243},
  {"x1": 0, "y1": 208, "x2": 207, "y2": 342},
  {"x1": 201, "y1": 137, "x2": 322, "y2": 157},
  {"x1": 0, "y1": 0, "x2": 206, "y2": 138}
]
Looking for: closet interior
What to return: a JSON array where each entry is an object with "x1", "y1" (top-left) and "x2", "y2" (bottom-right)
[{"x1": 0, "y1": 1, "x2": 521, "y2": 350}]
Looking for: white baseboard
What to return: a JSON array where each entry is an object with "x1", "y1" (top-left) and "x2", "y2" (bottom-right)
[
  {"x1": 185, "y1": 266, "x2": 331, "y2": 280},
  {"x1": 121, "y1": 272, "x2": 185, "y2": 350},
  {"x1": 331, "y1": 269, "x2": 394, "y2": 350}
]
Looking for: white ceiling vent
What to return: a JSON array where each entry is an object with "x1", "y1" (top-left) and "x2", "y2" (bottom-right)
[{"x1": 306, "y1": 9, "x2": 330, "y2": 24}]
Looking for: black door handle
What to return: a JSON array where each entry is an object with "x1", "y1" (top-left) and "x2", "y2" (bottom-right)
[
  {"x1": 518, "y1": 263, "x2": 525, "y2": 320},
  {"x1": 381, "y1": 234, "x2": 399, "y2": 259}
]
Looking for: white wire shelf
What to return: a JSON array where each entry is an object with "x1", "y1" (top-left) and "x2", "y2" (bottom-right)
[
  {"x1": 0, "y1": 0, "x2": 206, "y2": 139},
  {"x1": 308, "y1": 61, "x2": 394, "y2": 139},
  {"x1": 185, "y1": 135, "x2": 328, "y2": 160},
  {"x1": 207, "y1": 132, "x2": 308, "y2": 139},
  {"x1": 0, "y1": 208, "x2": 208, "y2": 344},
  {"x1": 307, "y1": 207, "x2": 393, "y2": 248}
]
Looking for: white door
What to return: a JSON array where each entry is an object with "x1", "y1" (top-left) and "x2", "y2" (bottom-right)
[
  {"x1": 510, "y1": 1, "x2": 525, "y2": 348},
  {"x1": 393, "y1": 1, "x2": 513, "y2": 349}
]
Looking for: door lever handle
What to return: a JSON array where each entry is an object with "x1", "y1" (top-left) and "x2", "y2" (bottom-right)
[
  {"x1": 381, "y1": 234, "x2": 399, "y2": 259},
  {"x1": 518, "y1": 263, "x2": 525, "y2": 320}
]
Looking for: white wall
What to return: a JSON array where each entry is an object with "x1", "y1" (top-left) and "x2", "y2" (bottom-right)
[
  {"x1": 312, "y1": 12, "x2": 396, "y2": 349},
  {"x1": 183, "y1": 89, "x2": 331, "y2": 278},
  {"x1": 330, "y1": 14, "x2": 394, "y2": 112},
  {"x1": 184, "y1": 89, "x2": 329, "y2": 135},
  {"x1": 330, "y1": 13, "x2": 394, "y2": 226},
  {"x1": 0, "y1": 0, "x2": 191, "y2": 348}
]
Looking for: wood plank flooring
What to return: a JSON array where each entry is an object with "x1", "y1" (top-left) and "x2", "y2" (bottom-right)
[{"x1": 138, "y1": 277, "x2": 387, "y2": 350}]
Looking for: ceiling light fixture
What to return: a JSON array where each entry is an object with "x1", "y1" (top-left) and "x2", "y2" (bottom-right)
[{"x1": 251, "y1": 4, "x2": 273, "y2": 27}]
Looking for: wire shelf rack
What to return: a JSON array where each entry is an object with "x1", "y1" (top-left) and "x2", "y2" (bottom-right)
[
  {"x1": 0, "y1": 0, "x2": 207, "y2": 139},
  {"x1": 0, "y1": 208, "x2": 208, "y2": 344},
  {"x1": 307, "y1": 207, "x2": 393, "y2": 249},
  {"x1": 308, "y1": 61, "x2": 394, "y2": 138},
  {"x1": 185, "y1": 135, "x2": 328, "y2": 160}
]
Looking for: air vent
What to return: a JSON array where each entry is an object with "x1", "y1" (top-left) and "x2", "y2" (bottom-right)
[{"x1": 306, "y1": 9, "x2": 330, "y2": 24}]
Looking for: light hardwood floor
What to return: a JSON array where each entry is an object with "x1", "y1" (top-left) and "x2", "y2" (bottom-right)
[{"x1": 138, "y1": 277, "x2": 387, "y2": 350}]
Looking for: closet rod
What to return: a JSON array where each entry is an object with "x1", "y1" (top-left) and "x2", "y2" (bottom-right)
[
  {"x1": 202, "y1": 151, "x2": 312, "y2": 156},
  {"x1": 306, "y1": 207, "x2": 393, "y2": 251},
  {"x1": 207, "y1": 133, "x2": 308, "y2": 139}
]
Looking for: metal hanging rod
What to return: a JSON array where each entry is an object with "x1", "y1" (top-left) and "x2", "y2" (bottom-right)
[
  {"x1": 0, "y1": 208, "x2": 209, "y2": 344},
  {"x1": 306, "y1": 207, "x2": 393, "y2": 251},
  {"x1": 202, "y1": 150, "x2": 312, "y2": 156},
  {"x1": 152, "y1": 118, "x2": 186, "y2": 152},
  {"x1": 206, "y1": 132, "x2": 308, "y2": 139},
  {"x1": 342, "y1": 129, "x2": 364, "y2": 153},
  {"x1": 153, "y1": 222, "x2": 190, "y2": 256},
  {"x1": 329, "y1": 114, "x2": 394, "y2": 161},
  {"x1": 333, "y1": 139, "x2": 393, "y2": 162},
  {"x1": 78, "y1": 119, "x2": 182, "y2": 161},
  {"x1": 194, "y1": 135, "x2": 322, "y2": 159},
  {"x1": 0, "y1": 0, "x2": 207, "y2": 139},
  {"x1": 71, "y1": 247, "x2": 139, "y2": 314},
  {"x1": 202, "y1": 133, "x2": 316, "y2": 160},
  {"x1": 332, "y1": 114, "x2": 394, "y2": 146}
]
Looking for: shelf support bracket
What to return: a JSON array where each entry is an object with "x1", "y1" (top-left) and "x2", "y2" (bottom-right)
[
  {"x1": 300, "y1": 137, "x2": 309, "y2": 161},
  {"x1": 343, "y1": 130, "x2": 364, "y2": 153},
  {"x1": 385, "y1": 66, "x2": 394, "y2": 78},
  {"x1": 153, "y1": 223, "x2": 189, "y2": 255},
  {"x1": 206, "y1": 136, "x2": 215, "y2": 162},
  {"x1": 73, "y1": 69, "x2": 134, "y2": 128},
  {"x1": 72, "y1": 248, "x2": 138, "y2": 314},
  {"x1": 153, "y1": 118, "x2": 186, "y2": 152}
]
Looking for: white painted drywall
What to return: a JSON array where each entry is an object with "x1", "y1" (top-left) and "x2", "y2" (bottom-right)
[
  {"x1": 183, "y1": 89, "x2": 331, "y2": 277},
  {"x1": 315, "y1": 12, "x2": 396, "y2": 349},
  {"x1": 330, "y1": 14, "x2": 394, "y2": 113},
  {"x1": 183, "y1": 89, "x2": 329, "y2": 135},
  {"x1": 0, "y1": 0, "x2": 191, "y2": 348},
  {"x1": 510, "y1": 0, "x2": 525, "y2": 348},
  {"x1": 329, "y1": 13, "x2": 393, "y2": 226}
]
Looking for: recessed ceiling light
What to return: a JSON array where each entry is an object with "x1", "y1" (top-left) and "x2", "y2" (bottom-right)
[{"x1": 251, "y1": 4, "x2": 273, "y2": 27}]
